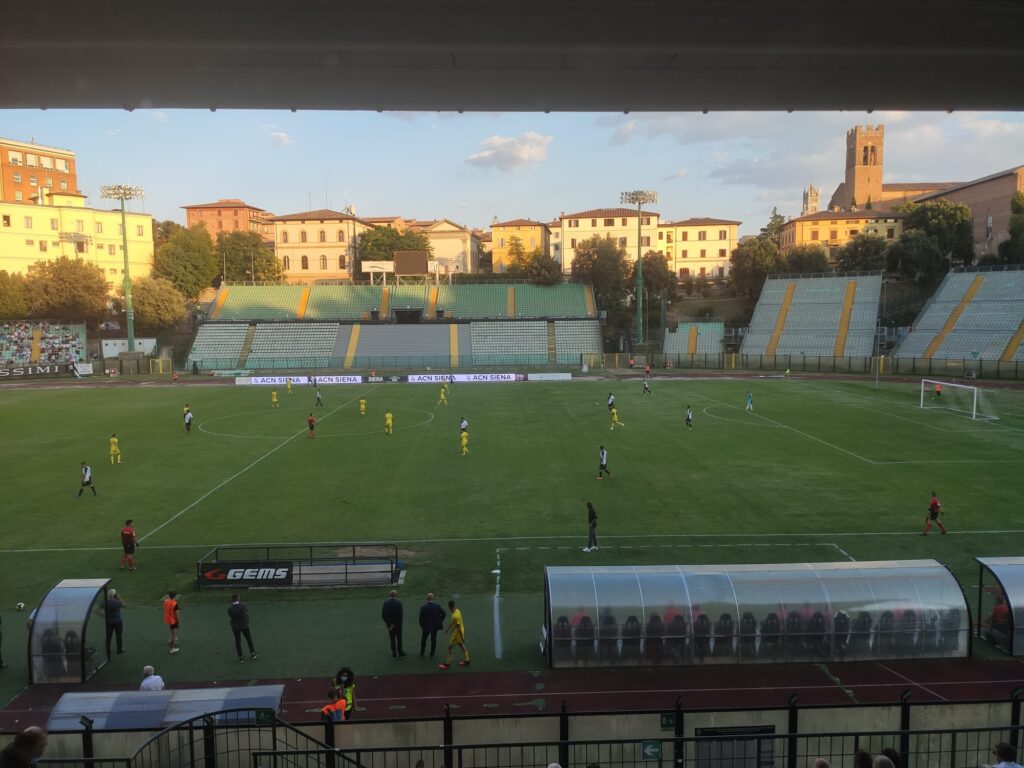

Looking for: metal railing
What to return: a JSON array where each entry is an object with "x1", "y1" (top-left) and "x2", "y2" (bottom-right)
[{"x1": 251, "y1": 724, "x2": 1024, "y2": 768}]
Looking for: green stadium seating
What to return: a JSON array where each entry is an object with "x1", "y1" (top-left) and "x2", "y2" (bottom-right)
[
  {"x1": 216, "y1": 286, "x2": 303, "y2": 321},
  {"x1": 515, "y1": 284, "x2": 589, "y2": 318},
  {"x1": 304, "y1": 286, "x2": 382, "y2": 320},
  {"x1": 187, "y1": 325, "x2": 249, "y2": 369},
  {"x1": 436, "y1": 285, "x2": 509, "y2": 319}
]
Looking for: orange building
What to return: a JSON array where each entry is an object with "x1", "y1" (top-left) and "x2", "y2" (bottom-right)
[
  {"x1": 0, "y1": 137, "x2": 78, "y2": 204},
  {"x1": 182, "y1": 199, "x2": 274, "y2": 240}
]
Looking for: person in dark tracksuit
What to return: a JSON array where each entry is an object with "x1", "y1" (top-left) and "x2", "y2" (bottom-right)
[
  {"x1": 418, "y1": 593, "x2": 446, "y2": 659},
  {"x1": 382, "y1": 590, "x2": 406, "y2": 659},
  {"x1": 228, "y1": 594, "x2": 257, "y2": 662}
]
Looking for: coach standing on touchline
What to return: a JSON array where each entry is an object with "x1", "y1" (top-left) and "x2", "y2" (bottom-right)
[
  {"x1": 228, "y1": 594, "x2": 258, "y2": 662},
  {"x1": 418, "y1": 593, "x2": 446, "y2": 659},
  {"x1": 382, "y1": 590, "x2": 406, "y2": 659}
]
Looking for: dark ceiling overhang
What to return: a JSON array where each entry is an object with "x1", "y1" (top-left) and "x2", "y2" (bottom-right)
[{"x1": 2, "y1": 0, "x2": 1022, "y2": 112}]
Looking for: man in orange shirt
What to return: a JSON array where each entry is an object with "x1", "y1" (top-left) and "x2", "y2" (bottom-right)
[
  {"x1": 320, "y1": 688, "x2": 347, "y2": 722},
  {"x1": 163, "y1": 591, "x2": 181, "y2": 654}
]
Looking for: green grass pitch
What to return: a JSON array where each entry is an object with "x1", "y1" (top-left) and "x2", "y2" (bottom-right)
[{"x1": 1, "y1": 376, "x2": 1023, "y2": 707}]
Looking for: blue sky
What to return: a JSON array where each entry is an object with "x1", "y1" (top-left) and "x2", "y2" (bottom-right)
[{"x1": 4, "y1": 110, "x2": 1023, "y2": 237}]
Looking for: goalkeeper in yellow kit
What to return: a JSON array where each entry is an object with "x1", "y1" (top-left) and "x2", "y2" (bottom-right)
[{"x1": 384, "y1": 409, "x2": 394, "y2": 436}]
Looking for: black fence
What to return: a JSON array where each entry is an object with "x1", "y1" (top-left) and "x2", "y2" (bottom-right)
[{"x1": 251, "y1": 724, "x2": 1024, "y2": 768}]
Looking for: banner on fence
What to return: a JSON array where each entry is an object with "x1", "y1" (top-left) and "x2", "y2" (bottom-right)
[
  {"x1": 197, "y1": 562, "x2": 294, "y2": 587},
  {"x1": 408, "y1": 373, "x2": 524, "y2": 383},
  {"x1": 0, "y1": 363, "x2": 75, "y2": 379},
  {"x1": 236, "y1": 375, "x2": 365, "y2": 386},
  {"x1": 528, "y1": 373, "x2": 572, "y2": 381}
]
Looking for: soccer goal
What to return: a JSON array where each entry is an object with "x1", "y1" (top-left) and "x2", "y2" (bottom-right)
[{"x1": 919, "y1": 379, "x2": 998, "y2": 420}]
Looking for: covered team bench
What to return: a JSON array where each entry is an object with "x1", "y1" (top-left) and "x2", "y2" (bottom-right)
[
  {"x1": 542, "y1": 561, "x2": 970, "y2": 668},
  {"x1": 975, "y1": 556, "x2": 1024, "y2": 655},
  {"x1": 28, "y1": 578, "x2": 111, "y2": 684}
]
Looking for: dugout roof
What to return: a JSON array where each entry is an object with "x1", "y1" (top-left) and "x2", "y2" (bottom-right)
[
  {"x1": 543, "y1": 561, "x2": 969, "y2": 668},
  {"x1": 46, "y1": 686, "x2": 285, "y2": 731},
  {"x1": 975, "y1": 557, "x2": 1024, "y2": 656}
]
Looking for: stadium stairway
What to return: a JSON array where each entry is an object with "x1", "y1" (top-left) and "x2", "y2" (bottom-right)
[
  {"x1": 381, "y1": 286, "x2": 390, "y2": 317},
  {"x1": 688, "y1": 325, "x2": 698, "y2": 354},
  {"x1": 296, "y1": 288, "x2": 311, "y2": 319},
  {"x1": 765, "y1": 281, "x2": 797, "y2": 356},
  {"x1": 237, "y1": 323, "x2": 257, "y2": 367},
  {"x1": 923, "y1": 275, "x2": 984, "y2": 359},
  {"x1": 30, "y1": 327, "x2": 41, "y2": 363},
  {"x1": 210, "y1": 288, "x2": 230, "y2": 320},
  {"x1": 546, "y1": 321, "x2": 557, "y2": 364},
  {"x1": 343, "y1": 324, "x2": 361, "y2": 369},
  {"x1": 427, "y1": 286, "x2": 439, "y2": 317},
  {"x1": 507, "y1": 285, "x2": 516, "y2": 316},
  {"x1": 1002, "y1": 318, "x2": 1024, "y2": 362},
  {"x1": 833, "y1": 280, "x2": 857, "y2": 356}
]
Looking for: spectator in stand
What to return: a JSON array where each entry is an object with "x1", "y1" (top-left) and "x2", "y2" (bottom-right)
[
  {"x1": 853, "y1": 750, "x2": 873, "y2": 768},
  {"x1": 813, "y1": 760, "x2": 830, "y2": 768},
  {"x1": 989, "y1": 742, "x2": 1024, "y2": 768},
  {"x1": 0, "y1": 726, "x2": 47, "y2": 768},
  {"x1": 879, "y1": 747, "x2": 901, "y2": 768}
]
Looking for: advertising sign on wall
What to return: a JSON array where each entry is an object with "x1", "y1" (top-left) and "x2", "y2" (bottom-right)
[{"x1": 197, "y1": 562, "x2": 294, "y2": 587}]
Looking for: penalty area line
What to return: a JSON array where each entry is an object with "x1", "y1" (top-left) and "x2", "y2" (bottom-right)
[{"x1": 138, "y1": 386, "x2": 377, "y2": 544}]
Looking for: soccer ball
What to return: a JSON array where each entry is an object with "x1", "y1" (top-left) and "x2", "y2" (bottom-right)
[{"x1": 15, "y1": 602, "x2": 25, "y2": 612}]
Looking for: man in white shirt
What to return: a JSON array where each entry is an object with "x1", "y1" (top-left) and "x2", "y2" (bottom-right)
[
  {"x1": 459, "y1": 418, "x2": 468, "y2": 433},
  {"x1": 140, "y1": 665, "x2": 165, "y2": 691},
  {"x1": 988, "y1": 742, "x2": 1024, "y2": 768}
]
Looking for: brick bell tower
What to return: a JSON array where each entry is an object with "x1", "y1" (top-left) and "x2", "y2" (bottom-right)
[{"x1": 844, "y1": 125, "x2": 884, "y2": 209}]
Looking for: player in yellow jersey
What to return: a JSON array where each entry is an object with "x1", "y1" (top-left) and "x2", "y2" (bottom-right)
[
  {"x1": 437, "y1": 387, "x2": 448, "y2": 406},
  {"x1": 286, "y1": 378, "x2": 293, "y2": 395},
  {"x1": 109, "y1": 433, "x2": 122, "y2": 464},
  {"x1": 384, "y1": 409, "x2": 394, "y2": 436},
  {"x1": 359, "y1": 398, "x2": 367, "y2": 416},
  {"x1": 438, "y1": 599, "x2": 470, "y2": 669},
  {"x1": 271, "y1": 389, "x2": 279, "y2": 408},
  {"x1": 610, "y1": 406, "x2": 624, "y2": 430},
  {"x1": 460, "y1": 430, "x2": 469, "y2": 456}
]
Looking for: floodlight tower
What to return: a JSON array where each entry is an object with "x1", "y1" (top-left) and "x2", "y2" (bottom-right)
[
  {"x1": 620, "y1": 189, "x2": 658, "y2": 344},
  {"x1": 100, "y1": 185, "x2": 145, "y2": 352}
]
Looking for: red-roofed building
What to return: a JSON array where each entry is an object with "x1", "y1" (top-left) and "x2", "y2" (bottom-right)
[
  {"x1": 657, "y1": 218, "x2": 742, "y2": 280},
  {"x1": 490, "y1": 218, "x2": 550, "y2": 272},
  {"x1": 556, "y1": 207, "x2": 661, "y2": 272},
  {"x1": 269, "y1": 208, "x2": 375, "y2": 282},
  {"x1": 182, "y1": 199, "x2": 274, "y2": 240}
]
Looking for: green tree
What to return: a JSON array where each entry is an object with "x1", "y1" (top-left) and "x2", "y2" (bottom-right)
[
  {"x1": 119, "y1": 277, "x2": 186, "y2": 331},
  {"x1": 900, "y1": 199, "x2": 973, "y2": 265},
  {"x1": 154, "y1": 226, "x2": 217, "y2": 299},
  {"x1": 729, "y1": 236, "x2": 784, "y2": 298},
  {"x1": 836, "y1": 235, "x2": 889, "y2": 272},
  {"x1": 996, "y1": 191, "x2": 1024, "y2": 264},
  {"x1": 571, "y1": 236, "x2": 628, "y2": 311},
  {"x1": 504, "y1": 235, "x2": 531, "y2": 275},
  {"x1": 526, "y1": 252, "x2": 562, "y2": 286},
  {"x1": 216, "y1": 232, "x2": 282, "y2": 284},
  {"x1": 887, "y1": 230, "x2": 947, "y2": 287},
  {"x1": 760, "y1": 207, "x2": 786, "y2": 243},
  {"x1": 24, "y1": 257, "x2": 110, "y2": 324},
  {"x1": 0, "y1": 270, "x2": 28, "y2": 321},
  {"x1": 631, "y1": 251, "x2": 677, "y2": 302},
  {"x1": 784, "y1": 244, "x2": 829, "y2": 274},
  {"x1": 354, "y1": 227, "x2": 432, "y2": 276},
  {"x1": 153, "y1": 220, "x2": 184, "y2": 250}
]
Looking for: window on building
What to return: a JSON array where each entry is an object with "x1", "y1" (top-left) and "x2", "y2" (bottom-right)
[
  {"x1": 301, "y1": 255, "x2": 309, "y2": 270},
  {"x1": 338, "y1": 230, "x2": 345, "y2": 242},
  {"x1": 603, "y1": 218, "x2": 614, "y2": 227},
  {"x1": 886, "y1": 228, "x2": 895, "y2": 239},
  {"x1": 618, "y1": 237, "x2": 627, "y2": 247},
  {"x1": 49, "y1": 218, "x2": 58, "y2": 230},
  {"x1": 282, "y1": 231, "x2": 289, "y2": 243},
  {"x1": 283, "y1": 255, "x2": 291, "y2": 269},
  {"x1": 811, "y1": 230, "x2": 819, "y2": 241},
  {"x1": 830, "y1": 230, "x2": 838, "y2": 240},
  {"x1": 8, "y1": 151, "x2": 22, "y2": 164},
  {"x1": 570, "y1": 238, "x2": 577, "y2": 248},
  {"x1": 109, "y1": 268, "x2": 116, "y2": 275},
  {"x1": 40, "y1": 156, "x2": 53, "y2": 169},
  {"x1": 658, "y1": 231, "x2": 664, "y2": 240},
  {"x1": 718, "y1": 266, "x2": 725, "y2": 278},
  {"x1": 95, "y1": 222, "x2": 103, "y2": 234},
  {"x1": 499, "y1": 238, "x2": 505, "y2": 248},
  {"x1": 136, "y1": 225, "x2": 144, "y2": 236},
  {"x1": 680, "y1": 231, "x2": 688, "y2": 241},
  {"x1": 643, "y1": 217, "x2": 652, "y2": 225},
  {"x1": 680, "y1": 268, "x2": 689, "y2": 277},
  {"x1": 38, "y1": 240, "x2": 49, "y2": 252},
  {"x1": 320, "y1": 254, "x2": 327, "y2": 270},
  {"x1": 667, "y1": 234, "x2": 673, "y2": 243},
  {"x1": 23, "y1": 216, "x2": 32, "y2": 228},
  {"x1": 699, "y1": 267, "x2": 706, "y2": 276},
  {"x1": 849, "y1": 229, "x2": 859, "y2": 237},
  {"x1": 29, "y1": 176, "x2": 37, "y2": 187},
  {"x1": 700, "y1": 249, "x2": 706, "y2": 258},
  {"x1": 59, "y1": 180, "x2": 67, "y2": 191},
  {"x1": 338, "y1": 255, "x2": 346, "y2": 269},
  {"x1": 1, "y1": 215, "x2": 9, "y2": 227},
  {"x1": 300, "y1": 230, "x2": 307, "y2": 243},
  {"x1": 26, "y1": 154, "x2": 38, "y2": 167},
  {"x1": 718, "y1": 249, "x2": 726, "y2": 258},
  {"x1": 108, "y1": 244, "x2": 115, "y2": 255},
  {"x1": 319, "y1": 230, "x2": 326, "y2": 243},
  {"x1": 25, "y1": 239, "x2": 34, "y2": 246},
  {"x1": 591, "y1": 219, "x2": 597, "y2": 227},
  {"x1": 12, "y1": 172, "x2": 20, "y2": 183},
  {"x1": 233, "y1": 209, "x2": 239, "y2": 217},
  {"x1": 719, "y1": 230, "x2": 727, "y2": 239},
  {"x1": 76, "y1": 241, "x2": 86, "y2": 254},
  {"x1": 698, "y1": 231, "x2": 706, "y2": 241},
  {"x1": 45, "y1": 178, "x2": 52, "y2": 187},
  {"x1": 641, "y1": 236, "x2": 651, "y2": 247},
  {"x1": 96, "y1": 243, "x2": 103, "y2": 250},
  {"x1": 216, "y1": 210, "x2": 222, "y2": 217},
  {"x1": 681, "y1": 250, "x2": 688, "y2": 259},
  {"x1": 57, "y1": 159, "x2": 69, "y2": 172},
  {"x1": 14, "y1": 191, "x2": 23, "y2": 201}
]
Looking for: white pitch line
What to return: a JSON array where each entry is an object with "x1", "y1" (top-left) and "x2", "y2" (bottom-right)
[
  {"x1": 877, "y1": 663, "x2": 949, "y2": 702},
  {"x1": 830, "y1": 543, "x2": 856, "y2": 562},
  {"x1": 3, "y1": 529, "x2": 1023, "y2": 556},
  {"x1": 139, "y1": 387, "x2": 377, "y2": 543}
]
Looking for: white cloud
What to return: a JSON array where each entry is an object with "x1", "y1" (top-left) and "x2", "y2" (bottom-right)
[
  {"x1": 267, "y1": 130, "x2": 294, "y2": 147},
  {"x1": 663, "y1": 167, "x2": 688, "y2": 182},
  {"x1": 148, "y1": 111, "x2": 168, "y2": 124},
  {"x1": 466, "y1": 131, "x2": 552, "y2": 172}
]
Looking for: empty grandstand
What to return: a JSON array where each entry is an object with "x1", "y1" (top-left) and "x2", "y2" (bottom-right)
[
  {"x1": 187, "y1": 324, "x2": 249, "y2": 370},
  {"x1": 470, "y1": 321, "x2": 548, "y2": 365},
  {"x1": 209, "y1": 283, "x2": 596, "y2": 322},
  {"x1": 1, "y1": 321, "x2": 87, "y2": 365},
  {"x1": 894, "y1": 268, "x2": 1024, "y2": 361},
  {"x1": 245, "y1": 323, "x2": 340, "y2": 369},
  {"x1": 663, "y1": 321, "x2": 725, "y2": 356},
  {"x1": 554, "y1": 320, "x2": 603, "y2": 364},
  {"x1": 740, "y1": 274, "x2": 882, "y2": 357}
]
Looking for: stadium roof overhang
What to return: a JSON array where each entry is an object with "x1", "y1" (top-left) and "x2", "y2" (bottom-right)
[{"x1": 2, "y1": 0, "x2": 1023, "y2": 112}]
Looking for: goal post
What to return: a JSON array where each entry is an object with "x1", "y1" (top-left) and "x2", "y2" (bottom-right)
[{"x1": 919, "y1": 379, "x2": 997, "y2": 420}]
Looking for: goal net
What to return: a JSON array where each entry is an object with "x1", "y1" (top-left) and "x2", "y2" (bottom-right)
[{"x1": 919, "y1": 379, "x2": 998, "y2": 420}]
